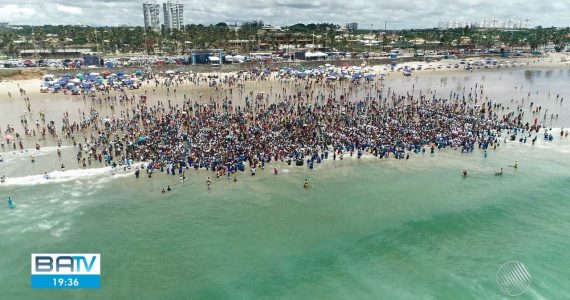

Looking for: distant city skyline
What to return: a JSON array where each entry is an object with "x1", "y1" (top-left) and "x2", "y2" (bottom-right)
[
  {"x1": 438, "y1": 18, "x2": 532, "y2": 30},
  {"x1": 0, "y1": 1, "x2": 568, "y2": 29}
]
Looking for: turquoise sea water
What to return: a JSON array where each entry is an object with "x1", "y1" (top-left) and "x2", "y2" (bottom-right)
[{"x1": 1, "y1": 67, "x2": 570, "y2": 299}]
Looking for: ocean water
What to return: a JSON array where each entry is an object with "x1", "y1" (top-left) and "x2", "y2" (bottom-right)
[{"x1": 1, "y1": 67, "x2": 570, "y2": 299}]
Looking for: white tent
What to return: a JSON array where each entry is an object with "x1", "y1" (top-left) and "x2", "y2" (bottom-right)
[
  {"x1": 232, "y1": 55, "x2": 245, "y2": 63},
  {"x1": 305, "y1": 52, "x2": 328, "y2": 60}
]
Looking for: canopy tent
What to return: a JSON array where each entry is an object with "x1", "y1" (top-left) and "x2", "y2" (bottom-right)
[
  {"x1": 43, "y1": 74, "x2": 55, "y2": 81},
  {"x1": 232, "y1": 55, "x2": 245, "y2": 63},
  {"x1": 305, "y1": 52, "x2": 328, "y2": 59}
]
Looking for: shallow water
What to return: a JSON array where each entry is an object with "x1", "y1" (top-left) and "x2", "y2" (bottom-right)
[{"x1": 1, "y1": 68, "x2": 570, "y2": 299}]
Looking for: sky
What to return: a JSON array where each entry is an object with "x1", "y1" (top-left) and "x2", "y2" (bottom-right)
[{"x1": 0, "y1": 0, "x2": 568, "y2": 29}]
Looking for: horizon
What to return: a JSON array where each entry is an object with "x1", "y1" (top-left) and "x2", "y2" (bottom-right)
[{"x1": 3, "y1": 22, "x2": 567, "y2": 31}]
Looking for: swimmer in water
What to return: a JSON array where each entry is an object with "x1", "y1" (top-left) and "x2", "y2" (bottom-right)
[
  {"x1": 513, "y1": 160, "x2": 519, "y2": 168},
  {"x1": 43, "y1": 172, "x2": 50, "y2": 179},
  {"x1": 207, "y1": 177, "x2": 212, "y2": 189},
  {"x1": 495, "y1": 168, "x2": 503, "y2": 176},
  {"x1": 60, "y1": 164, "x2": 65, "y2": 171},
  {"x1": 161, "y1": 188, "x2": 166, "y2": 193},
  {"x1": 167, "y1": 186, "x2": 171, "y2": 191},
  {"x1": 463, "y1": 169, "x2": 467, "y2": 177},
  {"x1": 233, "y1": 175, "x2": 237, "y2": 182},
  {"x1": 273, "y1": 168, "x2": 278, "y2": 175},
  {"x1": 0, "y1": 174, "x2": 5, "y2": 183},
  {"x1": 303, "y1": 179, "x2": 310, "y2": 189}
]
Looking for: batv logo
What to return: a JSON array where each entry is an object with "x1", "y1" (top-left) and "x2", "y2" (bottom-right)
[{"x1": 31, "y1": 253, "x2": 100, "y2": 289}]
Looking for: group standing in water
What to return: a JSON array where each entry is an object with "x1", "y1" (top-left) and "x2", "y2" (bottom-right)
[
  {"x1": 463, "y1": 159, "x2": 516, "y2": 177},
  {"x1": 1, "y1": 66, "x2": 568, "y2": 191}
]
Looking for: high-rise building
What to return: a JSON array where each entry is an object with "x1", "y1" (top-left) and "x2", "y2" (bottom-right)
[
  {"x1": 163, "y1": 1, "x2": 184, "y2": 30},
  {"x1": 346, "y1": 22, "x2": 358, "y2": 32},
  {"x1": 143, "y1": 1, "x2": 161, "y2": 31}
]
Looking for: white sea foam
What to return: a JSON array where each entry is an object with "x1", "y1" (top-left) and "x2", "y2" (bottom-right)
[
  {"x1": 0, "y1": 163, "x2": 142, "y2": 187},
  {"x1": 0, "y1": 146, "x2": 73, "y2": 165},
  {"x1": 0, "y1": 145, "x2": 72, "y2": 157},
  {"x1": 50, "y1": 222, "x2": 72, "y2": 238}
]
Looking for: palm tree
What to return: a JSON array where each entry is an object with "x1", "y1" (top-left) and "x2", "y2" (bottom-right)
[
  {"x1": 57, "y1": 29, "x2": 68, "y2": 54},
  {"x1": 171, "y1": 28, "x2": 185, "y2": 54},
  {"x1": 1, "y1": 32, "x2": 19, "y2": 58},
  {"x1": 86, "y1": 28, "x2": 98, "y2": 52},
  {"x1": 68, "y1": 27, "x2": 78, "y2": 53},
  {"x1": 108, "y1": 27, "x2": 122, "y2": 54},
  {"x1": 130, "y1": 27, "x2": 145, "y2": 54},
  {"x1": 33, "y1": 27, "x2": 47, "y2": 50}
]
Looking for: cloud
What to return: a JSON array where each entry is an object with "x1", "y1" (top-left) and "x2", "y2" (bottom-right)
[
  {"x1": 56, "y1": 4, "x2": 82, "y2": 15},
  {"x1": 0, "y1": 4, "x2": 35, "y2": 18},
  {"x1": 0, "y1": 0, "x2": 566, "y2": 28}
]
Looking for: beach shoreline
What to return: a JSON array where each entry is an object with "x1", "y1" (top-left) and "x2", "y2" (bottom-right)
[{"x1": 1, "y1": 55, "x2": 569, "y2": 182}]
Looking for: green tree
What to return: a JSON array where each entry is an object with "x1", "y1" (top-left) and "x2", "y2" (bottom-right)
[{"x1": 57, "y1": 28, "x2": 69, "y2": 53}]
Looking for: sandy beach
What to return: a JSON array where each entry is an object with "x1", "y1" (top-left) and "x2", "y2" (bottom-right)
[{"x1": 1, "y1": 54, "x2": 569, "y2": 173}]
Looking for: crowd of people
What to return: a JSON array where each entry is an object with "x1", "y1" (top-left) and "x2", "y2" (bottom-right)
[{"x1": 1, "y1": 67, "x2": 567, "y2": 186}]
